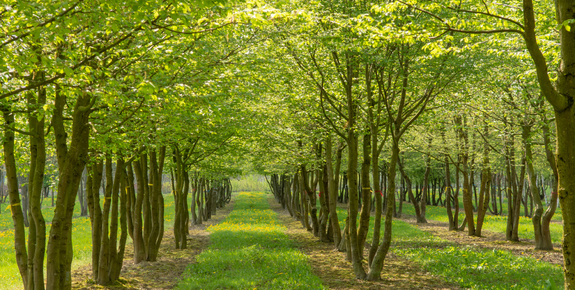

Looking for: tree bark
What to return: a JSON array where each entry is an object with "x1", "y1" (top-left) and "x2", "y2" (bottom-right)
[
  {"x1": 475, "y1": 125, "x2": 491, "y2": 236},
  {"x1": 366, "y1": 137, "x2": 399, "y2": 280},
  {"x1": 326, "y1": 137, "x2": 343, "y2": 248},
  {"x1": 455, "y1": 116, "x2": 475, "y2": 236},
  {"x1": 1, "y1": 103, "x2": 29, "y2": 289},
  {"x1": 46, "y1": 91, "x2": 92, "y2": 289},
  {"x1": 357, "y1": 133, "x2": 371, "y2": 256},
  {"x1": 399, "y1": 155, "x2": 426, "y2": 223}
]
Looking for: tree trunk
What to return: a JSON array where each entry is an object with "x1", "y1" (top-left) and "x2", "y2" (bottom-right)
[
  {"x1": 147, "y1": 147, "x2": 165, "y2": 261},
  {"x1": 443, "y1": 130, "x2": 457, "y2": 231},
  {"x1": 46, "y1": 92, "x2": 92, "y2": 290},
  {"x1": 357, "y1": 133, "x2": 371, "y2": 257},
  {"x1": 87, "y1": 156, "x2": 128, "y2": 285},
  {"x1": 475, "y1": 125, "x2": 491, "y2": 237},
  {"x1": 455, "y1": 116, "x2": 475, "y2": 236},
  {"x1": 326, "y1": 137, "x2": 343, "y2": 249},
  {"x1": 345, "y1": 114, "x2": 366, "y2": 279},
  {"x1": 366, "y1": 137, "x2": 399, "y2": 280},
  {"x1": 399, "y1": 156, "x2": 426, "y2": 223},
  {"x1": 173, "y1": 147, "x2": 190, "y2": 249},
  {"x1": 318, "y1": 165, "x2": 330, "y2": 242},
  {"x1": 1, "y1": 104, "x2": 29, "y2": 289},
  {"x1": 86, "y1": 161, "x2": 103, "y2": 279},
  {"x1": 368, "y1": 131, "x2": 384, "y2": 265}
]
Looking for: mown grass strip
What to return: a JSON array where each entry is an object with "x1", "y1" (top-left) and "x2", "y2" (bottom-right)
[{"x1": 177, "y1": 192, "x2": 324, "y2": 289}]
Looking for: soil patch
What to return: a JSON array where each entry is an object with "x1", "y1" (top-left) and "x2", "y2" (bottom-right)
[
  {"x1": 71, "y1": 201, "x2": 234, "y2": 289},
  {"x1": 269, "y1": 198, "x2": 458, "y2": 289}
]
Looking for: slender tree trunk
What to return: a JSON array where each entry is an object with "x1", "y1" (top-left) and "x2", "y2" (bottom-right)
[
  {"x1": 399, "y1": 156, "x2": 426, "y2": 223},
  {"x1": 475, "y1": 125, "x2": 491, "y2": 236},
  {"x1": 346, "y1": 115, "x2": 366, "y2": 279},
  {"x1": 25, "y1": 82, "x2": 48, "y2": 290},
  {"x1": 131, "y1": 157, "x2": 147, "y2": 263},
  {"x1": 366, "y1": 137, "x2": 399, "y2": 280},
  {"x1": 1, "y1": 104, "x2": 29, "y2": 289},
  {"x1": 443, "y1": 130, "x2": 456, "y2": 231},
  {"x1": 357, "y1": 133, "x2": 371, "y2": 256},
  {"x1": 326, "y1": 137, "x2": 343, "y2": 248},
  {"x1": 318, "y1": 165, "x2": 330, "y2": 242},
  {"x1": 368, "y1": 131, "x2": 384, "y2": 265},
  {"x1": 455, "y1": 116, "x2": 475, "y2": 236},
  {"x1": 89, "y1": 156, "x2": 128, "y2": 285},
  {"x1": 86, "y1": 161, "x2": 103, "y2": 279}
]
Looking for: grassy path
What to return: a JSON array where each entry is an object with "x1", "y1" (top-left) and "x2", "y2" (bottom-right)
[
  {"x1": 269, "y1": 197, "x2": 457, "y2": 289},
  {"x1": 177, "y1": 192, "x2": 323, "y2": 289}
]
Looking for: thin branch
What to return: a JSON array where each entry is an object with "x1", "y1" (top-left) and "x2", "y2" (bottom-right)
[
  {"x1": 151, "y1": 21, "x2": 234, "y2": 35},
  {"x1": 2, "y1": 124, "x2": 34, "y2": 136}
]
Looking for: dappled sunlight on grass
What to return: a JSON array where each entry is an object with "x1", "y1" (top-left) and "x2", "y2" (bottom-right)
[
  {"x1": 392, "y1": 219, "x2": 563, "y2": 289},
  {"x1": 178, "y1": 192, "x2": 324, "y2": 289},
  {"x1": 331, "y1": 201, "x2": 563, "y2": 288}
]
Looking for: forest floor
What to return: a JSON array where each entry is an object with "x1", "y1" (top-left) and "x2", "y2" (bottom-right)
[
  {"x1": 71, "y1": 200, "x2": 235, "y2": 289},
  {"x1": 69, "y1": 196, "x2": 562, "y2": 289},
  {"x1": 269, "y1": 199, "x2": 459, "y2": 290},
  {"x1": 397, "y1": 214, "x2": 564, "y2": 266}
]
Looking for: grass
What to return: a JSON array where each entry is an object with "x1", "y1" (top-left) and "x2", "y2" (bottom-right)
[
  {"x1": 400, "y1": 201, "x2": 564, "y2": 243},
  {"x1": 0, "y1": 193, "x2": 178, "y2": 290},
  {"x1": 0, "y1": 216, "x2": 93, "y2": 290},
  {"x1": 427, "y1": 193, "x2": 563, "y2": 221},
  {"x1": 177, "y1": 192, "x2": 324, "y2": 289},
  {"x1": 230, "y1": 175, "x2": 270, "y2": 193},
  {"x1": 330, "y1": 202, "x2": 563, "y2": 289},
  {"x1": 0, "y1": 197, "x2": 86, "y2": 232},
  {"x1": 391, "y1": 220, "x2": 564, "y2": 289}
]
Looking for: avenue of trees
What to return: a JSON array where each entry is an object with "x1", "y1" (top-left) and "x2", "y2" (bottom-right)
[{"x1": 1, "y1": 0, "x2": 574, "y2": 289}]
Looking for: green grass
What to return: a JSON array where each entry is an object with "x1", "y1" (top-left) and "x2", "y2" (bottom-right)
[
  {"x1": 400, "y1": 201, "x2": 564, "y2": 243},
  {"x1": 424, "y1": 191, "x2": 562, "y2": 221},
  {"x1": 231, "y1": 175, "x2": 270, "y2": 193},
  {"x1": 330, "y1": 202, "x2": 563, "y2": 289},
  {"x1": 0, "y1": 216, "x2": 93, "y2": 290},
  {"x1": 177, "y1": 192, "x2": 324, "y2": 289},
  {"x1": 0, "y1": 197, "x2": 86, "y2": 232},
  {"x1": 391, "y1": 220, "x2": 564, "y2": 289},
  {"x1": 0, "y1": 193, "x2": 178, "y2": 290}
]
